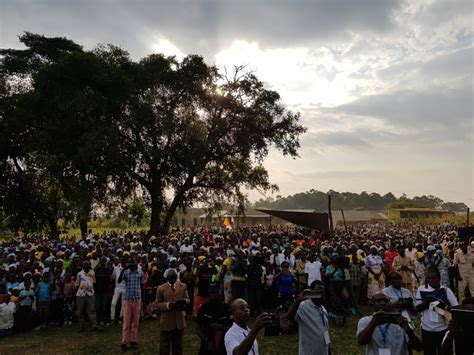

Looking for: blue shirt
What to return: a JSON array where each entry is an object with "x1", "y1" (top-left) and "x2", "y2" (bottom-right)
[
  {"x1": 36, "y1": 281, "x2": 52, "y2": 302},
  {"x1": 123, "y1": 269, "x2": 144, "y2": 301}
]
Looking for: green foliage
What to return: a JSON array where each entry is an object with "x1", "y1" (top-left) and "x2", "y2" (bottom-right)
[
  {"x1": 254, "y1": 190, "x2": 469, "y2": 212},
  {"x1": 0, "y1": 33, "x2": 306, "y2": 235}
]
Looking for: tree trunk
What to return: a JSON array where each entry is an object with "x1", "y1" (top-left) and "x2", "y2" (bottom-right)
[
  {"x1": 79, "y1": 218, "x2": 88, "y2": 236},
  {"x1": 149, "y1": 190, "x2": 163, "y2": 236},
  {"x1": 48, "y1": 216, "x2": 59, "y2": 238},
  {"x1": 160, "y1": 192, "x2": 184, "y2": 235}
]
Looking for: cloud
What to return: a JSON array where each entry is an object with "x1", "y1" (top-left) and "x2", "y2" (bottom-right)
[{"x1": 337, "y1": 85, "x2": 472, "y2": 129}]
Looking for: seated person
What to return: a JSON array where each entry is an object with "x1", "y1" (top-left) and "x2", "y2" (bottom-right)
[{"x1": 357, "y1": 292, "x2": 423, "y2": 355}]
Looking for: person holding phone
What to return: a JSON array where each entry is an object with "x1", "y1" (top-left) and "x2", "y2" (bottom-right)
[
  {"x1": 357, "y1": 292, "x2": 423, "y2": 355},
  {"x1": 118, "y1": 258, "x2": 144, "y2": 351},
  {"x1": 286, "y1": 282, "x2": 331, "y2": 355}
]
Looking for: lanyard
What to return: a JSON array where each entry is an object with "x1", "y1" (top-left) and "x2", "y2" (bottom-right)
[
  {"x1": 378, "y1": 324, "x2": 390, "y2": 347},
  {"x1": 242, "y1": 331, "x2": 256, "y2": 355},
  {"x1": 317, "y1": 306, "x2": 327, "y2": 328},
  {"x1": 394, "y1": 287, "x2": 403, "y2": 300}
]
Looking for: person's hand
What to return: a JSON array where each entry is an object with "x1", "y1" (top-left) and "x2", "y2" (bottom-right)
[
  {"x1": 253, "y1": 312, "x2": 273, "y2": 330},
  {"x1": 168, "y1": 302, "x2": 175, "y2": 310},
  {"x1": 397, "y1": 316, "x2": 409, "y2": 332},
  {"x1": 457, "y1": 275, "x2": 463, "y2": 281},
  {"x1": 448, "y1": 320, "x2": 461, "y2": 336},
  {"x1": 371, "y1": 312, "x2": 390, "y2": 326}
]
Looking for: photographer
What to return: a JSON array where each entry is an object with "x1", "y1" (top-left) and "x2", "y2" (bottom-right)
[
  {"x1": 357, "y1": 292, "x2": 423, "y2": 354},
  {"x1": 416, "y1": 267, "x2": 458, "y2": 354},
  {"x1": 118, "y1": 257, "x2": 144, "y2": 351},
  {"x1": 224, "y1": 298, "x2": 272, "y2": 355},
  {"x1": 286, "y1": 282, "x2": 331, "y2": 355},
  {"x1": 382, "y1": 272, "x2": 415, "y2": 325}
]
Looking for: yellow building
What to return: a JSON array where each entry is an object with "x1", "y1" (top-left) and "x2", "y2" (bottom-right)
[{"x1": 387, "y1": 208, "x2": 455, "y2": 223}]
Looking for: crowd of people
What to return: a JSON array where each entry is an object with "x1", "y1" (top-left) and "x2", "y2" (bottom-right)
[{"x1": 0, "y1": 221, "x2": 473, "y2": 354}]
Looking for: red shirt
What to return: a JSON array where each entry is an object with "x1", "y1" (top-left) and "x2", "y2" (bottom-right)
[{"x1": 384, "y1": 250, "x2": 398, "y2": 271}]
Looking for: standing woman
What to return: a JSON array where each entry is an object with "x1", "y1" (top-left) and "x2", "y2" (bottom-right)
[
  {"x1": 365, "y1": 246, "x2": 385, "y2": 303},
  {"x1": 275, "y1": 261, "x2": 296, "y2": 308}
]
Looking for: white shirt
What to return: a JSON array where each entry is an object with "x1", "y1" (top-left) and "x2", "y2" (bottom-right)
[
  {"x1": 111, "y1": 264, "x2": 125, "y2": 291},
  {"x1": 0, "y1": 302, "x2": 16, "y2": 330},
  {"x1": 224, "y1": 322, "x2": 259, "y2": 355},
  {"x1": 305, "y1": 261, "x2": 322, "y2": 286},
  {"x1": 179, "y1": 244, "x2": 193, "y2": 254},
  {"x1": 415, "y1": 285, "x2": 458, "y2": 332}
]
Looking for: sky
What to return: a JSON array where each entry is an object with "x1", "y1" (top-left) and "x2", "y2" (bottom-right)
[{"x1": 1, "y1": 0, "x2": 473, "y2": 207}]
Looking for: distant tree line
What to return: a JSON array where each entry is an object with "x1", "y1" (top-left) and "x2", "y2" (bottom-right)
[
  {"x1": 0, "y1": 33, "x2": 305, "y2": 236},
  {"x1": 252, "y1": 190, "x2": 469, "y2": 212}
]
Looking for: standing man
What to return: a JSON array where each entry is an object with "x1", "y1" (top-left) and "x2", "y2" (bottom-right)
[
  {"x1": 196, "y1": 283, "x2": 232, "y2": 355},
  {"x1": 76, "y1": 261, "x2": 100, "y2": 331},
  {"x1": 224, "y1": 299, "x2": 272, "y2": 355},
  {"x1": 454, "y1": 242, "x2": 474, "y2": 303},
  {"x1": 155, "y1": 269, "x2": 190, "y2": 355},
  {"x1": 119, "y1": 258, "x2": 144, "y2": 351},
  {"x1": 110, "y1": 257, "x2": 125, "y2": 324},
  {"x1": 304, "y1": 253, "x2": 322, "y2": 288},
  {"x1": 392, "y1": 245, "x2": 415, "y2": 291},
  {"x1": 357, "y1": 292, "x2": 423, "y2": 354},
  {"x1": 286, "y1": 283, "x2": 331, "y2": 355}
]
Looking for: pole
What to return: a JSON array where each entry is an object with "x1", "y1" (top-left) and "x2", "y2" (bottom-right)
[
  {"x1": 328, "y1": 194, "x2": 334, "y2": 235},
  {"x1": 341, "y1": 208, "x2": 348, "y2": 232},
  {"x1": 468, "y1": 208, "x2": 470, "y2": 226}
]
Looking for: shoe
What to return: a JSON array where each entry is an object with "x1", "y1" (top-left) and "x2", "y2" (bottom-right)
[
  {"x1": 130, "y1": 342, "x2": 138, "y2": 349},
  {"x1": 121, "y1": 343, "x2": 128, "y2": 352}
]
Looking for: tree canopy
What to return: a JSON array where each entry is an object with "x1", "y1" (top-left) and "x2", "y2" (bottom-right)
[
  {"x1": 253, "y1": 190, "x2": 469, "y2": 212},
  {"x1": 0, "y1": 33, "x2": 306, "y2": 235}
]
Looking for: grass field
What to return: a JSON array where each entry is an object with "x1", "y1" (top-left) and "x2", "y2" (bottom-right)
[{"x1": 0, "y1": 313, "x2": 366, "y2": 355}]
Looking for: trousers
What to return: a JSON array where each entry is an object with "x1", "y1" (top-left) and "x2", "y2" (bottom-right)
[{"x1": 122, "y1": 300, "x2": 141, "y2": 345}]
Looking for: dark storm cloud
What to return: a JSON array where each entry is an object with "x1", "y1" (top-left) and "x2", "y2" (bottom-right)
[
  {"x1": 1, "y1": 0, "x2": 402, "y2": 58},
  {"x1": 337, "y1": 84, "x2": 472, "y2": 128}
]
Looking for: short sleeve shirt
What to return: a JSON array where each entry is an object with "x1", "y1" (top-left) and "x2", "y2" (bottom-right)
[
  {"x1": 357, "y1": 315, "x2": 409, "y2": 355},
  {"x1": 224, "y1": 323, "x2": 259, "y2": 355}
]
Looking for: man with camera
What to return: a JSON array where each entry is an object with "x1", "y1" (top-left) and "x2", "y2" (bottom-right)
[
  {"x1": 155, "y1": 269, "x2": 190, "y2": 355},
  {"x1": 286, "y1": 282, "x2": 331, "y2": 355},
  {"x1": 383, "y1": 272, "x2": 415, "y2": 325},
  {"x1": 357, "y1": 292, "x2": 423, "y2": 355},
  {"x1": 118, "y1": 257, "x2": 144, "y2": 351},
  {"x1": 224, "y1": 298, "x2": 272, "y2": 355}
]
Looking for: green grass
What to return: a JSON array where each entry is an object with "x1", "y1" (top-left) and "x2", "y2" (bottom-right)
[
  {"x1": 0, "y1": 314, "x2": 365, "y2": 355},
  {"x1": 0, "y1": 307, "x2": 425, "y2": 354}
]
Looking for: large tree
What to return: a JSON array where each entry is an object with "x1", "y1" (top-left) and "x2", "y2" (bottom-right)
[{"x1": 115, "y1": 54, "x2": 306, "y2": 234}]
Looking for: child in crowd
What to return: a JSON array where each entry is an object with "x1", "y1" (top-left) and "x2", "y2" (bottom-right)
[
  {"x1": 0, "y1": 294, "x2": 16, "y2": 337},
  {"x1": 63, "y1": 273, "x2": 76, "y2": 325},
  {"x1": 17, "y1": 279, "x2": 35, "y2": 332},
  {"x1": 35, "y1": 272, "x2": 52, "y2": 329}
]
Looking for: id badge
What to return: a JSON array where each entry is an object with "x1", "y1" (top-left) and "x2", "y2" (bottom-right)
[
  {"x1": 379, "y1": 348, "x2": 391, "y2": 355},
  {"x1": 324, "y1": 330, "x2": 331, "y2": 344},
  {"x1": 429, "y1": 311, "x2": 439, "y2": 322}
]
